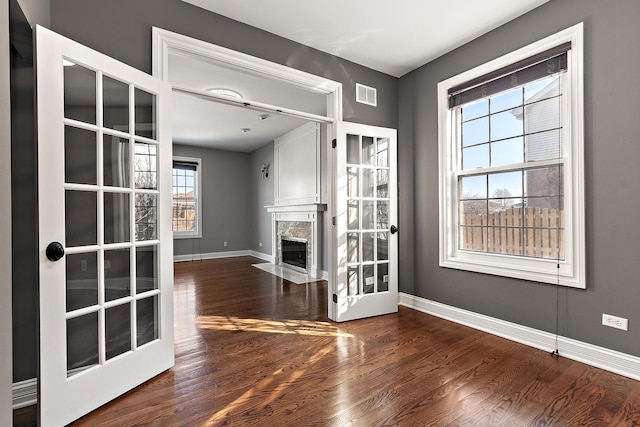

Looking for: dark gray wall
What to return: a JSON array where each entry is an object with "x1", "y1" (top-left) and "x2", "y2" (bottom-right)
[
  {"x1": 1, "y1": 0, "x2": 12, "y2": 418},
  {"x1": 50, "y1": 0, "x2": 398, "y2": 130},
  {"x1": 249, "y1": 142, "x2": 275, "y2": 256},
  {"x1": 173, "y1": 144, "x2": 252, "y2": 256},
  {"x1": 398, "y1": 0, "x2": 640, "y2": 356}
]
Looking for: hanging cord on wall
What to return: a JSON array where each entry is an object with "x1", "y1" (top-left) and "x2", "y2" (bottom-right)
[{"x1": 550, "y1": 74, "x2": 563, "y2": 359}]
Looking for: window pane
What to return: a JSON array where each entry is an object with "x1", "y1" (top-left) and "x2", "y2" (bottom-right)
[
  {"x1": 491, "y1": 137, "x2": 523, "y2": 167},
  {"x1": 462, "y1": 99, "x2": 488, "y2": 121},
  {"x1": 376, "y1": 138, "x2": 389, "y2": 167},
  {"x1": 462, "y1": 144, "x2": 489, "y2": 169},
  {"x1": 490, "y1": 87, "x2": 522, "y2": 113},
  {"x1": 136, "y1": 193, "x2": 157, "y2": 241},
  {"x1": 67, "y1": 313, "x2": 99, "y2": 376},
  {"x1": 66, "y1": 252, "x2": 98, "y2": 312},
  {"x1": 347, "y1": 167, "x2": 358, "y2": 197},
  {"x1": 362, "y1": 136, "x2": 374, "y2": 165},
  {"x1": 135, "y1": 143, "x2": 157, "y2": 189},
  {"x1": 525, "y1": 166, "x2": 563, "y2": 198},
  {"x1": 105, "y1": 249, "x2": 131, "y2": 302},
  {"x1": 137, "y1": 296, "x2": 158, "y2": 347},
  {"x1": 105, "y1": 303, "x2": 131, "y2": 360},
  {"x1": 460, "y1": 175, "x2": 486, "y2": 199},
  {"x1": 347, "y1": 200, "x2": 358, "y2": 230},
  {"x1": 462, "y1": 117, "x2": 489, "y2": 146},
  {"x1": 65, "y1": 126, "x2": 97, "y2": 185},
  {"x1": 104, "y1": 192, "x2": 130, "y2": 244},
  {"x1": 362, "y1": 201, "x2": 374, "y2": 230},
  {"x1": 347, "y1": 134, "x2": 359, "y2": 164},
  {"x1": 103, "y1": 75, "x2": 129, "y2": 132},
  {"x1": 64, "y1": 63, "x2": 96, "y2": 124},
  {"x1": 103, "y1": 135, "x2": 130, "y2": 188},
  {"x1": 460, "y1": 201, "x2": 487, "y2": 225},
  {"x1": 136, "y1": 246, "x2": 158, "y2": 293},
  {"x1": 135, "y1": 88, "x2": 156, "y2": 139},
  {"x1": 524, "y1": 96, "x2": 560, "y2": 134},
  {"x1": 489, "y1": 171, "x2": 522, "y2": 198},
  {"x1": 525, "y1": 129, "x2": 561, "y2": 162},
  {"x1": 524, "y1": 76, "x2": 559, "y2": 102},
  {"x1": 491, "y1": 108, "x2": 523, "y2": 141},
  {"x1": 459, "y1": 226, "x2": 487, "y2": 252},
  {"x1": 65, "y1": 190, "x2": 97, "y2": 247}
]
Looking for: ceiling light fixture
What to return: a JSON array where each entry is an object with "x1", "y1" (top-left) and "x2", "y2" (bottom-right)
[
  {"x1": 241, "y1": 128, "x2": 251, "y2": 133},
  {"x1": 207, "y1": 88, "x2": 242, "y2": 99},
  {"x1": 259, "y1": 114, "x2": 270, "y2": 120}
]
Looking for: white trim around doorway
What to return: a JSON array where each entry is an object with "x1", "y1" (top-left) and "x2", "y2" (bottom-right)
[{"x1": 151, "y1": 28, "x2": 343, "y2": 321}]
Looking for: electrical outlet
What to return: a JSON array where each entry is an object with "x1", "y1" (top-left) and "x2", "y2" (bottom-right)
[
  {"x1": 602, "y1": 314, "x2": 628, "y2": 331},
  {"x1": 259, "y1": 242, "x2": 262, "y2": 247},
  {"x1": 223, "y1": 241, "x2": 228, "y2": 247}
]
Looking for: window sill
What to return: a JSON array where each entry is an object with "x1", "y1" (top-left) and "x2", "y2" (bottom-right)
[
  {"x1": 173, "y1": 232, "x2": 202, "y2": 240},
  {"x1": 440, "y1": 251, "x2": 584, "y2": 289}
]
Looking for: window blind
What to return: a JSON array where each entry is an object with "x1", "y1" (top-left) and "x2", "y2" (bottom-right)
[
  {"x1": 448, "y1": 42, "x2": 571, "y2": 109},
  {"x1": 173, "y1": 160, "x2": 197, "y2": 171}
]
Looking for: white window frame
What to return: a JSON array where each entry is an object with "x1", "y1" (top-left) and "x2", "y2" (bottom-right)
[
  {"x1": 437, "y1": 23, "x2": 585, "y2": 288},
  {"x1": 172, "y1": 155, "x2": 202, "y2": 239}
]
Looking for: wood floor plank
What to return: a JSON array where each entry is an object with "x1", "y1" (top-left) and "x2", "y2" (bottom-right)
[{"x1": 15, "y1": 256, "x2": 640, "y2": 426}]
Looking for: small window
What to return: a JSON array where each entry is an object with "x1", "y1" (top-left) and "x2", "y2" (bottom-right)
[
  {"x1": 438, "y1": 24, "x2": 585, "y2": 288},
  {"x1": 172, "y1": 157, "x2": 202, "y2": 239}
]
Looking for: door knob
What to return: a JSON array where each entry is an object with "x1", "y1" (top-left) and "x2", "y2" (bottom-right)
[
  {"x1": 390, "y1": 225, "x2": 398, "y2": 234},
  {"x1": 46, "y1": 241, "x2": 65, "y2": 262}
]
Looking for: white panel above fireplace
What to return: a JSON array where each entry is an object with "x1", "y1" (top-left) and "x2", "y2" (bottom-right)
[{"x1": 274, "y1": 122, "x2": 321, "y2": 205}]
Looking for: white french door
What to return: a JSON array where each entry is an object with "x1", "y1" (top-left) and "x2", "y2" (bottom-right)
[
  {"x1": 36, "y1": 26, "x2": 173, "y2": 426},
  {"x1": 330, "y1": 122, "x2": 398, "y2": 322}
]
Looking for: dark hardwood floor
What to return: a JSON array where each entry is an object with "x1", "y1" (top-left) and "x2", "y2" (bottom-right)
[{"x1": 16, "y1": 256, "x2": 640, "y2": 426}]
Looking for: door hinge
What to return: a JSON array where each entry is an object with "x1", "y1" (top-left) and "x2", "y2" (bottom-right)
[
  {"x1": 332, "y1": 216, "x2": 336, "y2": 226},
  {"x1": 332, "y1": 138, "x2": 337, "y2": 149},
  {"x1": 332, "y1": 293, "x2": 338, "y2": 303}
]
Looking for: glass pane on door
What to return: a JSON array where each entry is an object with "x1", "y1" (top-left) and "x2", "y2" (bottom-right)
[
  {"x1": 345, "y1": 133, "x2": 391, "y2": 295},
  {"x1": 61, "y1": 68, "x2": 162, "y2": 378}
]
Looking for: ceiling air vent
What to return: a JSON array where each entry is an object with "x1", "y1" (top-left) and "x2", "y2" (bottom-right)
[{"x1": 356, "y1": 83, "x2": 377, "y2": 107}]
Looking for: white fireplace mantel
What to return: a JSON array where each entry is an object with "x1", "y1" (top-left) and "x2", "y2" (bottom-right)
[{"x1": 266, "y1": 204, "x2": 326, "y2": 278}]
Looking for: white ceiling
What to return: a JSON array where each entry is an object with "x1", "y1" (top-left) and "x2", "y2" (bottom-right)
[
  {"x1": 172, "y1": 0, "x2": 550, "y2": 151},
  {"x1": 181, "y1": 0, "x2": 550, "y2": 78}
]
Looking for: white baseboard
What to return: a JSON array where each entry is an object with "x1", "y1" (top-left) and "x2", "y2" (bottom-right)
[
  {"x1": 13, "y1": 378, "x2": 37, "y2": 409},
  {"x1": 174, "y1": 250, "x2": 251, "y2": 262},
  {"x1": 249, "y1": 251, "x2": 274, "y2": 263},
  {"x1": 399, "y1": 292, "x2": 640, "y2": 382}
]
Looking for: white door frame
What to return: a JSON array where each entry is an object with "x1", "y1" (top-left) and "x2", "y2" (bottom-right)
[
  {"x1": 1, "y1": 0, "x2": 13, "y2": 423},
  {"x1": 151, "y1": 28, "x2": 343, "y2": 319}
]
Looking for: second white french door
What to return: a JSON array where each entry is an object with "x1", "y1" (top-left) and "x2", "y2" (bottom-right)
[{"x1": 330, "y1": 122, "x2": 398, "y2": 322}]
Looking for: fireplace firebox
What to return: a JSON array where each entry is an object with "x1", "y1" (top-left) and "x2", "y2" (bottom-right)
[{"x1": 281, "y1": 238, "x2": 307, "y2": 271}]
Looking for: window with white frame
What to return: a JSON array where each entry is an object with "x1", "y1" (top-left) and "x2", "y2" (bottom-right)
[
  {"x1": 172, "y1": 157, "x2": 202, "y2": 238},
  {"x1": 438, "y1": 23, "x2": 585, "y2": 288}
]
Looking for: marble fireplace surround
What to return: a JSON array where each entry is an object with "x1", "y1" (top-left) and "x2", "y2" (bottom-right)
[{"x1": 266, "y1": 204, "x2": 326, "y2": 278}]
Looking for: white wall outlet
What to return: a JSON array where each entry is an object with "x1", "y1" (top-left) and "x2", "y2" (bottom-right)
[
  {"x1": 602, "y1": 314, "x2": 628, "y2": 331},
  {"x1": 223, "y1": 241, "x2": 228, "y2": 247},
  {"x1": 259, "y1": 242, "x2": 262, "y2": 247}
]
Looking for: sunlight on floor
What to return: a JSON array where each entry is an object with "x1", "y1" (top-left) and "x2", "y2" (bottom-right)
[
  {"x1": 200, "y1": 341, "x2": 336, "y2": 425},
  {"x1": 197, "y1": 315, "x2": 354, "y2": 338}
]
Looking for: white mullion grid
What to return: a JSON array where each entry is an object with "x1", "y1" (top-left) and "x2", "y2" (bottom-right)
[
  {"x1": 135, "y1": 289, "x2": 161, "y2": 300},
  {"x1": 103, "y1": 241, "x2": 133, "y2": 251},
  {"x1": 65, "y1": 304, "x2": 101, "y2": 321},
  {"x1": 64, "y1": 245, "x2": 101, "y2": 255},
  {"x1": 103, "y1": 296, "x2": 134, "y2": 310},
  {"x1": 62, "y1": 117, "x2": 99, "y2": 133},
  {"x1": 96, "y1": 69, "x2": 106, "y2": 367},
  {"x1": 134, "y1": 239, "x2": 160, "y2": 248},
  {"x1": 133, "y1": 134, "x2": 158, "y2": 146},
  {"x1": 63, "y1": 183, "x2": 99, "y2": 192},
  {"x1": 129, "y1": 82, "x2": 139, "y2": 352},
  {"x1": 102, "y1": 126, "x2": 131, "y2": 141}
]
